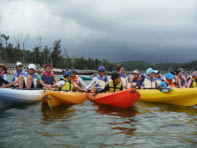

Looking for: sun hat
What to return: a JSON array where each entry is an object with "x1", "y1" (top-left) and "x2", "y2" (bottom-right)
[
  {"x1": 28, "y1": 64, "x2": 36, "y2": 70},
  {"x1": 0, "y1": 63, "x2": 8, "y2": 73},
  {"x1": 165, "y1": 73, "x2": 174, "y2": 80}
]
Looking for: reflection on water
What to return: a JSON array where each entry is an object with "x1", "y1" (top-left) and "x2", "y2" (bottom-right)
[
  {"x1": 94, "y1": 104, "x2": 138, "y2": 137},
  {"x1": 41, "y1": 103, "x2": 76, "y2": 123}
]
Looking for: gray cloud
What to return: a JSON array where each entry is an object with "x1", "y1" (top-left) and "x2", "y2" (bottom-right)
[{"x1": 0, "y1": 0, "x2": 197, "y2": 63}]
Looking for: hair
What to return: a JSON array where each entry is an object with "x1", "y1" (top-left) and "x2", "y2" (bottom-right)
[
  {"x1": 111, "y1": 72, "x2": 120, "y2": 82},
  {"x1": 116, "y1": 65, "x2": 124, "y2": 72}
]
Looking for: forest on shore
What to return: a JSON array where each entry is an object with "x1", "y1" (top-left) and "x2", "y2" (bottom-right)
[{"x1": 0, "y1": 34, "x2": 197, "y2": 72}]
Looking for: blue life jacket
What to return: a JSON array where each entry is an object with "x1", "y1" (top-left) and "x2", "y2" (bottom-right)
[
  {"x1": 133, "y1": 75, "x2": 145, "y2": 89},
  {"x1": 41, "y1": 71, "x2": 55, "y2": 85},
  {"x1": 95, "y1": 74, "x2": 108, "y2": 90}
]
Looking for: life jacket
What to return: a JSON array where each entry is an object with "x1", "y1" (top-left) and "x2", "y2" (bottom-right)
[
  {"x1": 12, "y1": 70, "x2": 25, "y2": 82},
  {"x1": 190, "y1": 78, "x2": 197, "y2": 88},
  {"x1": 41, "y1": 71, "x2": 55, "y2": 85},
  {"x1": 108, "y1": 80, "x2": 122, "y2": 92},
  {"x1": 73, "y1": 75, "x2": 78, "y2": 85},
  {"x1": 120, "y1": 74, "x2": 128, "y2": 86},
  {"x1": 61, "y1": 79, "x2": 74, "y2": 91},
  {"x1": 143, "y1": 75, "x2": 156, "y2": 88},
  {"x1": 133, "y1": 75, "x2": 145, "y2": 89},
  {"x1": 24, "y1": 72, "x2": 39, "y2": 88},
  {"x1": 95, "y1": 74, "x2": 108, "y2": 90},
  {"x1": 165, "y1": 79, "x2": 176, "y2": 87}
]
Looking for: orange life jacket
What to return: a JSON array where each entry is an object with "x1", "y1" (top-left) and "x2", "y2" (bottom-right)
[
  {"x1": 73, "y1": 75, "x2": 78, "y2": 85},
  {"x1": 165, "y1": 79, "x2": 176, "y2": 87}
]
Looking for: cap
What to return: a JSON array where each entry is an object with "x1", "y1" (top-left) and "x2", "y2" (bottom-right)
[
  {"x1": 98, "y1": 66, "x2": 105, "y2": 72},
  {"x1": 165, "y1": 73, "x2": 174, "y2": 80},
  {"x1": 71, "y1": 69, "x2": 77, "y2": 73},
  {"x1": 44, "y1": 64, "x2": 51, "y2": 68},
  {"x1": 146, "y1": 68, "x2": 157, "y2": 75},
  {"x1": 16, "y1": 62, "x2": 23, "y2": 67},
  {"x1": 132, "y1": 70, "x2": 139, "y2": 74},
  {"x1": 28, "y1": 64, "x2": 36, "y2": 70}
]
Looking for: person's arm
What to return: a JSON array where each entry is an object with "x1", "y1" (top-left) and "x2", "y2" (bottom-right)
[
  {"x1": 78, "y1": 77, "x2": 87, "y2": 88},
  {"x1": 176, "y1": 78, "x2": 182, "y2": 88},
  {"x1": 187, "y1": 79, "x2": 193, "y2": 88},
  {"x1": 86, "y1": 77, "x2": 97, "y2": 90}
]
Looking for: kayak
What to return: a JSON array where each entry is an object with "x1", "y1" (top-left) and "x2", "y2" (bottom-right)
[
  {"x1": 0, "y1": 88, "x2": 43, "y2": 104},
  {"x1": 41, "y1": 90, "x2": 88, "y2": 107},
  {"x1": 80, "y1": 76, "x2": 92, "y2": 81},
  {"x1": 138, "y1": 88, "x2": 197, "y2": 106},
  {"x1": 88, "y1": 88, "x2": 140, "y2": 109}
]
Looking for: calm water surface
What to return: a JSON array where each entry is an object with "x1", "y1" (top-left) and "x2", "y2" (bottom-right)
[{"x1": 0, "y1": 76, "x2": 197, "y2": 147}]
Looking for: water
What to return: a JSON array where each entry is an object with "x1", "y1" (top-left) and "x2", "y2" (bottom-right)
[
  {"x1": 0, "y1": 101, "x2": 197, "y2": 148},
  {"x1": 0, "y1": 75, "x2": 197, "y2": 147}
]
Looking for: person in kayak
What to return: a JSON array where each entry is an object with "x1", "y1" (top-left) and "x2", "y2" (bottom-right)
[
  {"x1": 143, "y1": 68, "x2": 157, "y2": 89},
  {"x1": 99, "y1": 72, "x2": 123, "y2": 93},
  {"x1": 10, "y1": 62, "x2": 25, "y2": 82},
  {"x1": 130, "y1": 70, "x2": 145, "y2": 89},
  {"x1": 71, "y1": 69, "x2": 87, "y2": 88},
  {"x1": 159, "y1": 73, "x2": 176, "y2": 88},
  {"x1": 85, "y1": 66, "x2": 108, "y2": 92},
  {"x1": 38, "y1": 64, "x2": 57, "y2": 88},
  {"x1": 175, "y1": 68, "x2": 186, "y2": 88},
  {"x1": 117, "y1": 66, "x2": 128, "y2": 89},
  {"x1": 154, "y1": 70, "x2": 163, "y2": 88},
  {"x1": 187, "y1": 71, "x2": 197, "y2": 88},
  {"x1": 54, "y1": 71, "x2": 85, "y2": 91},
  {"x1": 0, "y1": 64, "x2": 9, "y2": 87}
]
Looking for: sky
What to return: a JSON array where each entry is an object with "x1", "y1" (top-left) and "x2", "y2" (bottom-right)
[{"x1": 0, "y1": 0, "x2": 197, "y2": 63}]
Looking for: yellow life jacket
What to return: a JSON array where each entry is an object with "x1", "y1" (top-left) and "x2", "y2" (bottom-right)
[
  {"x1": 191, "y1": 78, "x2": 197, "y2": 88},
  {"x1": 61, "y1": 79, "x2": 74, "y2": 91},
  {"x1": 109, "y1": 81, "x2": 122, "y2": 92}
]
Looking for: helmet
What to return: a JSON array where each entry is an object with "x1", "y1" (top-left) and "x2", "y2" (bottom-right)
[
  {"x1": 63, "y1": 71, "x2": 72, "y2": 77},
  {"x1": 28, "y1": 64, "x2": 36, "y2": 70}
]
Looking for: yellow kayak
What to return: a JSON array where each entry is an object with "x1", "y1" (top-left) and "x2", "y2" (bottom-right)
[
  {"x1": 41, "y1": 91, "x2": 87, "y2": 107},
  {"x1": 138, "y1": 88, "x2": 197, "y2": 106}
]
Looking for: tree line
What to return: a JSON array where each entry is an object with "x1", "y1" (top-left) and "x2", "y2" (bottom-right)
[{"x1": 0, "y1": 34, "x2": 197, "y2": 72}]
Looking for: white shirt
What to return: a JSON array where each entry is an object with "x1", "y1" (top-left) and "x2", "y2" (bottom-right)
[{"x1": 86, "y1": 76, "x2": 108, "y2": 90}]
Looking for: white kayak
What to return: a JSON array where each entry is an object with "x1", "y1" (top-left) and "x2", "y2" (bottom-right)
[{"x1": 0, "y1": 88, "x2": 43, "y2": 104}]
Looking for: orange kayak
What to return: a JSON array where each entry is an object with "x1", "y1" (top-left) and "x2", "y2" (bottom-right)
[
  {"x1": 41, "y1": 90, "x2": 87, "y2": 107},
  {"x1": 88, "y1": 89, "x2": 140, "y2": 109}
]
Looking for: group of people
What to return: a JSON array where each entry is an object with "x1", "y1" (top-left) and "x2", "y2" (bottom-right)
[{"x1": 0, "y1": 62, "x2": 197, "y2": 94}]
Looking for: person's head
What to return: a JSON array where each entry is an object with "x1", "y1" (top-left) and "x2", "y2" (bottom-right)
[
  {"x1": 63, "y1": 71, "x2": 73, "y2": 81},
  {"x1": 44, "y1": 64, "x2": 51, "y2": 73},
  {"x1": 146, "y1": 68, "x2": 157, "y2": 78},
  {"x1": 175, "y1": 68, "x2": 183, "y2": 76},
  {"x1": 71, "y1": 69, "x2": 77, "y2": 77},
  {"x1": 16, "y1": 62, "x2": 23, "y2": 71},
  {"x1": 117, "y1": 66, "x2": 125, "y2": 74},
  {"x1": 165, "y1": 73, "x2": 174, "y2": 82},
  {"x1": 132, "y1": 70, "x2": 140, "y2": 78},
  {"x1": 0, "y1": 64, "x2": 7, "y2": 73},
  {"x1": 98, "y1": 66, "x2": 105, "y2": 77},
  {"x1": 192, "y1": 71, "x2": 197, "y2": 80},
  {"x1": 28, "y1": 64, "x2": 36, "y2": 75},
  {"x1": 111, "y1": 72, "x2": 121, "y2": 84},
  {"x1": 154, "y1": 70, "x2": 160, "y2": 78}
]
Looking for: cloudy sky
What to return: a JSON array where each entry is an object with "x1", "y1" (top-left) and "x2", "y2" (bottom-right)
[{"x1": 0, "y1": 0, "x2": 197, "y2": 63}]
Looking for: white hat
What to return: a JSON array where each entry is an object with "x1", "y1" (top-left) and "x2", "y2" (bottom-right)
[
  {"x1": 16, "y1": 62, "x2": 23, "y2": 67},
  {"x1": 28, "y1": 64, "x2": 36, "y2": 70}
]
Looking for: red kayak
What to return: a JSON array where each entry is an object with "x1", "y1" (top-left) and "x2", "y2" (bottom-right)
[{"x1": 88, "y1": 88, "x2": 140, "y2": 109}]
